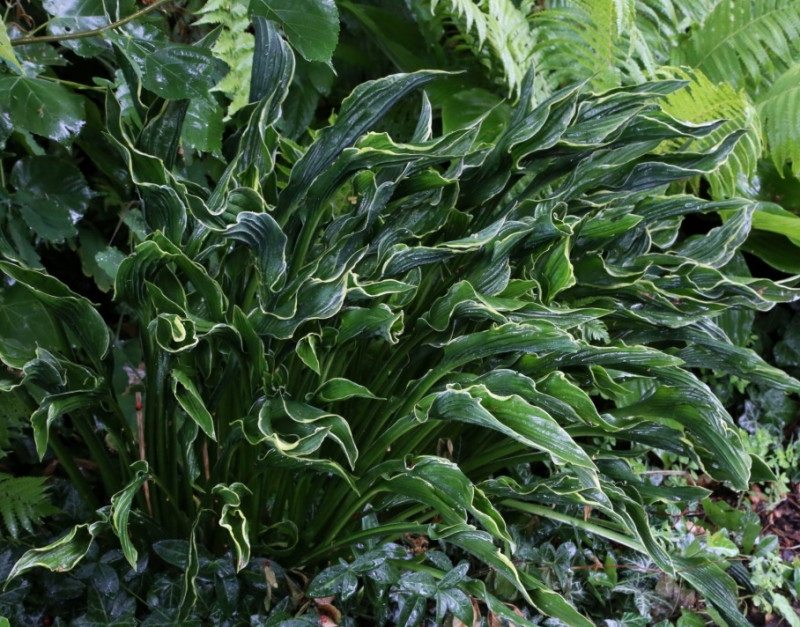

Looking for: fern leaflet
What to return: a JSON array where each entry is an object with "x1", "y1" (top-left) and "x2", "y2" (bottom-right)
[
  {"x1": 757, "y1": 64, "x2": 800, "y2": 177},
  {"x1": 658, "y1": 68, "x2": 762, "y2": 199},
  {"x1": 675, "y1": 0, "x2": 800, "y2": 91},
  {"x1": 0, "y1": 473, "x2": 59, "y2": 539},
  {"x1": 429, "y1": 0, "x2": 535, "y2": 94}
]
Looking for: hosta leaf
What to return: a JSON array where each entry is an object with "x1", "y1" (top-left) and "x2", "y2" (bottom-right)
[
  {"x1": 674, "y1": 555, "x2": 750, "y2": 627},
  {"x1": 0, "y1": 262, "x2": 109, "y2": 366},
  {"x1": 250, "y1": 16, "x2": 295, "y2": 106},
  {"x1": 440, "y1": 322, "x2": 577, "y2": 371},
  {"x1": 212, "y1": 483, "x2": 252, "y2": 571},
  {"x1": 171, "y1": 368, "x2": 216, "y2": 440},
  {"x1": 296, "y1": 333, "x2": 321, "y2": 375},
  {"x1": 0, "y1": 75, "x2": 85, "y2": 143},
  {"x1": 337, "y1": 305, "x2": 404, "y2": 344},
  {"x1": 314, "y1": 378, "x2": 380, "y2": 402},
  {"x1": 115, "y1": 233, "x2": 226, "y2": 320},
  {"x1": 253, "y1": 273, "x2": 349, "y2": 339},
  {"x1": 0, "y1": 283, "x2": 64, "y2": 369},
  {"x1": 154, "y1": 313, "x2": 198, "y2": 352},
  {"x1": 6, "y1": 518, "x2": 108, "y2": 582},
  {"x1": 678, "y1": 339, "x2": 800, "y2": 393},
  {"x1": 110, "y1": 461, "x2": 149, "y2": 569},
  {"x1": 430, "y1": 525, "x2": 532, "y2": 605},
  {"x1": 423, "y1": 386, "x2": 596, "y2": 469},
  {"x1": 250, "y1": 0, "x2": 339, "y2": 65},
  {"x1": 377, "y1": 457, "x2": 511, "y2": 546},
  {"x1": 140, "y1": 185, "x2": 187, "y2": 244},
  {"x1": 182, "y1": 95, "x2": 223, "y2": 153},
  {"x1": 224, "y1": 208, "x2": 288, "y2": 294},
  {"x1": 534, "y1": 238, "x2": 575, "y2": 304},
  {"x1": 256, "y1": 398, "x2": 358, "y2": 469},
  {"x1": 278, "y1": 71, "x2": 444, "y2": 216},
  {"x1": 610, "y1": 382, "x2": 750, "y2": 489}
]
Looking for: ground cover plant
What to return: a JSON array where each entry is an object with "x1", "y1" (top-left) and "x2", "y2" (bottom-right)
[{"x1": 1, "y1": 1, "x2": 800, "y2": 624}]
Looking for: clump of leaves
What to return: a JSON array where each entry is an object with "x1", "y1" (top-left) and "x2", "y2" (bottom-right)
[{"x1": 3, "y1": 7, "x2": 800, "y2": 626}]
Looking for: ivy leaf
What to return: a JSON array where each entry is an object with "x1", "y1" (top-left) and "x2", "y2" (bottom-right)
[
  {"x1": 250, "y1": 0, "x2": 339, "y2": 65},
  {"x1": 0, "y1": 76, "x2": 85, "y2": 143}
]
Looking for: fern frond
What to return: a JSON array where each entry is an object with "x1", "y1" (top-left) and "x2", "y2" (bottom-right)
[
  {"x1": 658, "y1": 68, "x2": 762, "y2": 199},
  {"x1": 196, "y1": 0, "x2": 254, "y2": 116},
  {"x1": 757, "y1": 64, "x2": 800, "y2": 177},
  {"x1": 429, "y1": 0, "x2": 535, "y2": 94},
  {"x1": 532, "y1": 0, "x2": 654, "y2": 91},
  {"x1": 675, "y1": 0, "x2": 800, "y2": 92},
  {"x1": 0, "y1": 473, "x2": 59, "y2": 539},
  {"x1": 635, "y1": 0, "x2": 722, "y2": 63}
]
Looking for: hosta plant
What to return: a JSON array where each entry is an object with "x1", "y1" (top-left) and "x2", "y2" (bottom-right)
[{"x1": 2, "y1": 12, "x2": 800, "y2": 625}]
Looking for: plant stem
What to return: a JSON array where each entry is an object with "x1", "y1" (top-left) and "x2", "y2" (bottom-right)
[
  {"x1": 301, "y1": 522, "x2": 431, "y2": 566},
  {"x1": 11, "y1": 0, "x2": 174, "y2": 47},
  {"x1": 500, "y1": 499, "x2": 645, "y2": 553},
  {"x1": 49, "y1": 433, "x2": 100, "y2": 510}
]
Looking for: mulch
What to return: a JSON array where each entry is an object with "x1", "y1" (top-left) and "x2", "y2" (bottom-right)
[{"x1": 746, "y1": 482, "x2": 800, "y2": 625}]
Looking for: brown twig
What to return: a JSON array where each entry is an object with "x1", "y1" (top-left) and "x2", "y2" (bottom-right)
[{"x1": 10, "y1": 0, "x2": 173, "y2": 47}]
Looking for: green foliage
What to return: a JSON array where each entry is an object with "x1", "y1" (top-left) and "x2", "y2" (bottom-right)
[
  {"x1": 757, "y1": 65, "x2": 800, "y2": 177},
  {"x1": 2, "y1": 2, "x2": 800, "y2": 624},
  {"x1": 0, "y1": 474, "x2": 58, "y2": 539},
  {"x1": 429, "y1": 0, "x2": 535, "y2": 94},
  {"x1": 196, "y1": 0, "x2": 254, "y2": 117},
  {"x1": 657, "y1": 68, "x2": 762, "y2": 199}
]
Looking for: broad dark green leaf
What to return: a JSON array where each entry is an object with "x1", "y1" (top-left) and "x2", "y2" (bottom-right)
[
  {"x1": 424, "y1": 386, "x2": 596, "y2": 469},
  {"x1": 278, "y1": 71, "x2": 444, "y2": 216},
  {"x1": 138, "y1": 99, "x2": 190, "y2": 170},
  {"x1": 182, "y1": 95, "x2": 223, "y2": 153},
  {"x1": 0, "y1": 262, "x2": 109, "y2": 365},
  {"x1": 250, "y1": 16, "x2": 295, "y2": 107},
  {"x1": 142, "y1": 44, "x2": 226, "y2": 100},
  {"x1": 10, "y1": 156, "x2": 91, "y2": 242},
  {"x1": 0, "y1": 76, "x2": 85, "y2": 143},
  {"x1": 42, "y1": 0, "x2": 113, "y2": 58},
  {"x1": 250, "y1": 0, "x2": 339, "y2": 64},
  {"x1": 0, "y1": 283, "x2": 64, "y2": 369}
]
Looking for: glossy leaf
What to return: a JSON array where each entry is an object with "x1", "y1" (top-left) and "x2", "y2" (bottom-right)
[
  {"x1": 110, "y1": 461, "x2": 149, "y2": 569},
  {"x1": 6, "y1": 518, "x2": 107, "y2": 582},
  {"x1": 212, "y1": 483, "x2": 252, "y2": 571},
  {"x1": 142, "y1": 44, "x2": 226, "y2": 100},
  {"x1": 423, "y1": 385, "x2": 596, "y2": 469},
  {"x1": 250, "y1": 0, "x2": 339, "y2": 64},
  {"x1": 0, "y1": 262, "x2": 109, "y2": 365},
  {"x1": 0, "y1": 76, "x2": 85, "y2": 143},
  {"x1": 171, "y1": 369, "x2": 216, "y2": 440},
  {"x1": 0, "y1": 17, "x2": 22, "y2": 72}
]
